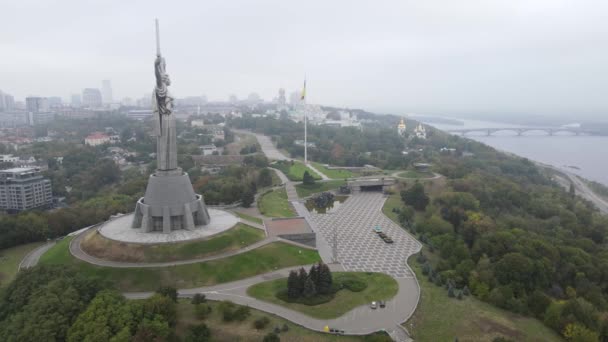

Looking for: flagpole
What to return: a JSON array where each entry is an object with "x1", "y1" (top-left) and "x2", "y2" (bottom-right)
[
  {"x1": 304, "y1": 104, "x2": 307, "y2": 165},
  {"x1": 303, "y1": 78, "x2": 307, "y2": 165}
]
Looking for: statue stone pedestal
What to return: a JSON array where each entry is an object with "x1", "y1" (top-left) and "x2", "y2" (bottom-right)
[{"x1": 132, "y1": 168, "x2": 210, "y2": 232}]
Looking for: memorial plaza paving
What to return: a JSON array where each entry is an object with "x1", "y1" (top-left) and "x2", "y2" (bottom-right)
[{"x1": 308, "y1": 192, "x2": 422, "y2": 279}]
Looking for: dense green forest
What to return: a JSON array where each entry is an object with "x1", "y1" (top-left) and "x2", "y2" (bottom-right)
[
  {"x1": 398, "y1": 135, "x2": 608, "y2": 340},
  {"x1": 0, "y1": 266, "x2": 199, "y2": 341}
]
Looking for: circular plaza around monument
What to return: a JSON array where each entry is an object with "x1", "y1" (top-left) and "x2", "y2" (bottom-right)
[{"x1": 99, "y1": 208, "x2": 239, "y2": 244}]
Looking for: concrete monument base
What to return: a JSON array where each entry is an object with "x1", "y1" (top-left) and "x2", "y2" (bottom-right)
[
  {"x1": 131, "y1": 170, "x2": 210, "y2": 232},
  {"x1": 100, "y1": 209, "x2": 238, "y2": 244}
]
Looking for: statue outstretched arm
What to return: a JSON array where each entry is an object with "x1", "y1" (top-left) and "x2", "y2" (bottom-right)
[{"x1": 154, "y1": 56, "x2": 164, "y2": 89}]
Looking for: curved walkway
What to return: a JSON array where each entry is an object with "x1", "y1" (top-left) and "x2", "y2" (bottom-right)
[
  {"x1": 391, "y1": 171, "x2": 442, "y2": 181},
  {"x1": 18, "y1": 242, "x2": 56, "y2": 270},
  {"x1": 123, "y1": 263, "x2": 412, "y2": 340}
]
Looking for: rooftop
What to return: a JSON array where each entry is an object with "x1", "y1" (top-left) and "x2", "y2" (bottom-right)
[{"x1": 1, "y1": 167, "x2": 38, "y2": 173}]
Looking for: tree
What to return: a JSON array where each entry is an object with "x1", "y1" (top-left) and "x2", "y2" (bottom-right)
[
  {"x1": 569, "y1": 182, "x2": 576, "y2": 198},
  {"x1": 263, "y1": 332, "x2": 281, "y2": 342},
  {"x1": 448, "y1": 285, "x2": 455, "y2": 298},
  {"x1": 253, "y1": 317, "x2": 271, "y2": 330},
  {"x1": 142, "y1": 294, "x2": 177, "y2": 327},
  {"x1": 562, "y1": 323, "x2": 599, "y2": 342},
  {"x1": 241, "y1": 190, "x2": 254, "y2": 208},
  {"x1": 316, "y1": 263, "x2": 333, "y2": 295},
  {"x1": 258, "y1": 168, "x2": 274, "y2": 187},
  {"x1": 67, "y1": 290, "x2": 133, "y2": 342},
  {"x1": 302, "y1": 170, "x2": 315, "y2": 185},
  {"x1": 303, "y1": 277, "x2": 316, "y2": 298},
  {"x1": 156, "y1": 286, "x2": 178, "y2": 302},
  {"x1": 184, "y1": 323, "x2": 211, "y2": 342},
  {"x1": 132, "y1": 317, "x2": 171, "y2": 342},
  {"x1": 194, "y1": 304, "x2": 212, "y2": 320},
  {"x1": 287, "y1": 270, "x2": 300, "y2": 299},
  {"x1": 191, "y1": 293, "x2": 206, "y2": 305},
  {"x1": 296, "y1": 268, "x2": 307, "y2": 296},
  {"x1": 400, "y1": 181, "x2": 429, "y2": 211},
  {"x1": 308, "y1": 264, "x2": 319, "y2": 288}
]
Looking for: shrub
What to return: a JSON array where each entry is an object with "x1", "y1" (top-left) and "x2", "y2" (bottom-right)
[
  {"x1": 218, "y1": 301, "x2": 237, "y2": 322},
  {"x1": 303, "y1": 171, "x2": 315, "y2": 185},
  {"x1": 264, "y1": 332, "x2": 281, "y2": 342},
  {"x1": 276, "y1": 289, "x2": 334, "y2": 306},
  {"x1": 232, "y1": 306, "x2": 251, "y2": 321},
  {"x1": 184, "y1": 323, "x2": 211, "y2": 342},
  {"x1": 448, "y1": 285, "x2": 455, "y2": 298},
  {"x1": 253, "y1": 317, "x2": 271, "y2": 330},
  {"x1": 282, "y1": 324, "x2": 289, "y2": 332},
  {"x1": 341, "y1": 278, "x2": 368, "y2": 292},
  {"x1": 195, "y1": 304, "x2": 212, "y2": 320},
  {"x1": 421, "y1": 263, "x2": 431, "y2": 276},
  {"x1": 191, "y1": 293, "x2": 206, "y2": 305},
  {"x1": 156, "y1": 286, "x2": 178, "y2": 302}
]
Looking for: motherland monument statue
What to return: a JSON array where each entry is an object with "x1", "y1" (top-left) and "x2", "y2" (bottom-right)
[{"x1": 131, "y1": 19, "x2": 211, "y2": 233}]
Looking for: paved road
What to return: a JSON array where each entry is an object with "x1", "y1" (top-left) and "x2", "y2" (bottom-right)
[
  {"x1": 233, "y1": 129, "x2": 291, "y2": 161},
  {"x1": 124, "y1": 263, "x2": 413, "y2": 340},
  {"x1": 18, "y1": 242, "x2": 55, "y2": 270},
  {"x1": 565, "y1": 171, "x2": 608, "y2": 214}
]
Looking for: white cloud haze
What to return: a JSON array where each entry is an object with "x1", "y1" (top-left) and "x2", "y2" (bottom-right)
[{"x1": 2, "y1": 0, "x2": 608, "y2": 117}]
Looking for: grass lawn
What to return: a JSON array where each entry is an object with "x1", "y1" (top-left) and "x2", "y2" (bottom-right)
[
  {"x1": 397, "y1": 170, "x2": 434, "y2": 178},
  {"x1": 232, "y1": 211, "x2": 264, "y2": 225},
  {"x1": 381, "y1": 193, "x2": 402, "y2": 224},
  {"x1": 247, "y1": 272, "x2": 398, "y2": 319},
  {"x1": 310, "y1": 162, "x2": 353, "y2": 179},
  {"x1": 273, "y1": 161, "x2": 322, "y2": 181},
  {"x1": 175, "y1": 299, "x2": 392, "y2": 342},
  {"x1": 0, "y1": 242, "x2": 45, "y2": 287},
  {"x1": 80, "y1": 223, "x2": 265, "y2": 263},
  {"x1": 295, "y1": 180, "x2": 346, "y2": 198},
  {"x1": 258, "y1": 188, "x2": 295, "y2": 218},
  {"x1": 40, "y1": 238, "x2": 320, "y2": 292},
  {"x1": 406, "y1": 255, "x2": 563, "y2": 342}
]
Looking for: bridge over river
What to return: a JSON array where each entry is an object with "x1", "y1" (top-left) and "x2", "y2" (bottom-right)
[{"x1": 445, "y1": 126, "x2": 599, "y2": 136}]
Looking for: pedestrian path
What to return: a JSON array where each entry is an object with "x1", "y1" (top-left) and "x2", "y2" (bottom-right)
[{"x1": 306, "y1": 162, "x2": 330, "y2": 180}]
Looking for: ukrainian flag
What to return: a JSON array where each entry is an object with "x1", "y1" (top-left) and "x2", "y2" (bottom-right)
[{"x1": 301, "y1": 79, "x2": 306, "y2": 101}]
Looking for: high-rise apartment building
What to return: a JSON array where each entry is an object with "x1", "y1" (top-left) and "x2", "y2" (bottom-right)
[
  {"x1": 82, "y1": 88, "x2": 102, "y2": 108},
  {"x1": 25, "y1": 97, "x2": 49, "y2": 113},
  {"x1": 102, "y1": 80, "x2": 113, "y2": 104},
  {"x1": 71, "y1": 94, "x2": 82, "y2": 107},
  {"x1": 0, "y1": 90, "x2": 15, "y2": 112},
  {"x1": 0, "y1": 167, "x2": 53, "y2": 212}
]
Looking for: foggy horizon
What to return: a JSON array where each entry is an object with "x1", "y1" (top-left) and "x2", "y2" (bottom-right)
[{"x1": 2, "y1": 0, "x2": 608, "y2": 118}]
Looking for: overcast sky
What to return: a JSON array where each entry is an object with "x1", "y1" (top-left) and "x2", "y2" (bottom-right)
[{"x1": 2, "y1": 0, "x2": 607, "y2": 118}]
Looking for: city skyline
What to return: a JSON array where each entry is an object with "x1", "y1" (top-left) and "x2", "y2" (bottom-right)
[{"x1": 2, "y1": 0, "x2": 608, "y2": 118}]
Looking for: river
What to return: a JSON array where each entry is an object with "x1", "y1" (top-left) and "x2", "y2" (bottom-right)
[{"x1": 414, "y1": 117, "x2": 608, "y2": 186}]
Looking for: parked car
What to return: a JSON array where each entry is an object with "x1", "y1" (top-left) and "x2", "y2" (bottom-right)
[
  {"x1": 383, "y1": 237, "x2": 394, "y2": 243},
  {"x1": 379, "y1": 300, "x2": 386, "y2": 308},
  {"x1": 370, "y1": 301, "x2": 378, "y2": 309},
  {"x1": 373, "y1": 225, "x2": 382, "y2": 233}
]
